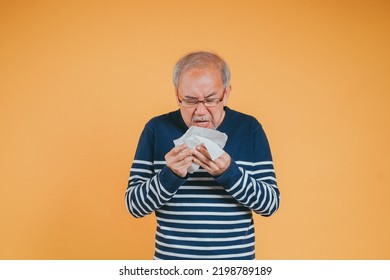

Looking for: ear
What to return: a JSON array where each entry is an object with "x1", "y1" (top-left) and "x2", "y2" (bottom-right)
[
  {"x1": 223, "y1": 85, "x2": 232, "y2": 106},
  {"x1": 175, "y1": 91, "x2": 181, "y2": 106}
]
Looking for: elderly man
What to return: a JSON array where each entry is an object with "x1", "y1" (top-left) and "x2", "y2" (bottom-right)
[{"x1": 125, "y1": 51, "x2": 280, "y2": 260}]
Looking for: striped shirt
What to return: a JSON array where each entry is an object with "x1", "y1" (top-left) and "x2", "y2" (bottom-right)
[{"x1": 125, "y1": 107, "x2": 280, "y2": 260}]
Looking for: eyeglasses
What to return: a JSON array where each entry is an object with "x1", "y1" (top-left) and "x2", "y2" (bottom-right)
[{"x1": 177, "y1": 89, "x2": 226, "y2": 108}]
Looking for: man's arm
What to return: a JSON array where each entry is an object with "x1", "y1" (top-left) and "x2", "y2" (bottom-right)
[
  {"x1": 193, "y1": 126, "x2": 280, "y2": 217},
  {"x1": 214, "y1": 160, "x2": 280, "y2": 217},
  {"x1": 125, "y1": 126, "x2": 193, "y2": 218}
]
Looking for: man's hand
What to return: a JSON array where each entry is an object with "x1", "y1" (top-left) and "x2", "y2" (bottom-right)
[
  {"x1": 193, "y1": 144, "x2": 231, "y2": 176},
  {"x1": 165, "y1": 144, "x2": 194, "y2": 178}
]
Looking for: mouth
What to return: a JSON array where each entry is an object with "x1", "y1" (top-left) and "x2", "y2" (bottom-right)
[{"x1": 192, "y1": 118, "x2": 212, "y2": 128}]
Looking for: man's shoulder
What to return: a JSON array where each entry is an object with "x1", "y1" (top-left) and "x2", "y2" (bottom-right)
[
  {"x1": 144, "y1": 110, "x2": 186, "y2": 138},
  {"x1": 225, "y1": 107, "x2": 262, "y2": 129},
  {"x1": 146, "y1": 110, "x2": 180, "y2": 126},
  {"x1": 228, "y1": 107, "x2": 258, "y2": 120}
]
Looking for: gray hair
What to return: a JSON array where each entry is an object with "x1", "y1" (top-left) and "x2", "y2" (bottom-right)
[{"x1": 173, "y1": 51, "x2": 231, "y2": 91}]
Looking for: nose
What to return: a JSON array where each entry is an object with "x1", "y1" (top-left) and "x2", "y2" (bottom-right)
[{"x1": 194, "y1": 101, "x2": 208, "y2": 114}]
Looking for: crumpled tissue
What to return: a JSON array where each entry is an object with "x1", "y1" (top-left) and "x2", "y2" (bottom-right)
[{"x1": 173, "y1": 126, "x2": 228, "y2": 173}]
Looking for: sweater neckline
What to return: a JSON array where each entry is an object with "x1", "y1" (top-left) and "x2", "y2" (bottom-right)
[{"x1": 217, "y1": 106, "x2": 231, "y2": 131}]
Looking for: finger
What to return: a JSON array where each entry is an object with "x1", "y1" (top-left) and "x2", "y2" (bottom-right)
[
  {"x1": 194, "y1": 151, "x2": 231, "y2": 176},
  {"x1": 215, "y1": 152, "x2": 229, "y2": 162},
  {"x1": 195, "y1": 145, "x2": 212, "y2": 160},
  {"x1": 177, "y1": 148, "x2": 193, "y2": 161},
  {"x1": 165, "y1": 145, "x2": 190, "y2": 163},
  {"x1": 193, "y1": 152, "x2": 216, "y2": 168},
  {"x1": 168, "y1": 144, "x2": 188, "y2": 157},
  {"x1": 171, "y1": 156, "x2": 194, "y2": 173},
  {"x1": 176, "y1": 155, "x2": 195, "y2": 167},
  {"x1": 213, "y1": 153, "x2": 231, "y2": 172},
  {"x1": 213, "y1": 158, "x2": 226, "y2": 170}
]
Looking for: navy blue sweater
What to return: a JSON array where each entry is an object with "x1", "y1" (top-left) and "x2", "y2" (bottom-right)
[{"x1": 125, "y1": 107, "x2": 280, "y2": 259}]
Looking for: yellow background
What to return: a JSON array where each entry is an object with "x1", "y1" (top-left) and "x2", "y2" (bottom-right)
[{"x1": 1, "y1": 0, "x2": 389, "y2": 259}]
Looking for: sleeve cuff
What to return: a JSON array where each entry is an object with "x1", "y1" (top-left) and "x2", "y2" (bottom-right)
[
  {"x1": 214, "y1": 160, "x2": 243, "y2": 188},
  {"x1": 158, "y1": 166, "x2": 188, "y2": 193}
]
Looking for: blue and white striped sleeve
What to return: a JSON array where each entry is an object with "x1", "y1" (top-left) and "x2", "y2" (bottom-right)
[
  {"x1": 125, "y1": 126, "x2": 186, "y2": 218},
  {"x1": 216, "y1": 126, "x2": 280, "y2": 217}
]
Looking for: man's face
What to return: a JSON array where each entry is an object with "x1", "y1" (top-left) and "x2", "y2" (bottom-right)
[{"x1": 177, "y1": 66, "x2": 231, "y2": 129}]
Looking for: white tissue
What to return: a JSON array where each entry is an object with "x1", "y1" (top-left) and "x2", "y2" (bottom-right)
[{"x1": 173, "y1": 126, "x2": 228, "y2": 173}]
